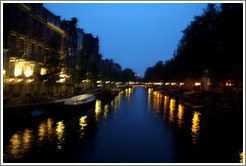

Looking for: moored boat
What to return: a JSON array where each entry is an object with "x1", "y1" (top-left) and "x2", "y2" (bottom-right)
[{"x1": 53, "y1": 94, "x2": 96, "y2": 107}]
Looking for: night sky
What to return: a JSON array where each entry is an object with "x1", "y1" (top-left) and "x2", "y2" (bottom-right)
[{"x1": 44, "y1": 3, "x2": 208, "y2": 77}]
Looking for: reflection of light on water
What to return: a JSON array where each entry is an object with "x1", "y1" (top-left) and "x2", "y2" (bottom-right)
[
  {"x1": 239, "y1": 150, "x2": 243, "y2": 163},
  {"x1": 147, "y1": 89, "x2": 152, "y2": 112},
  {"x1": 79, "y1": 115, "x2": 87, "y2": 138},
  {"x1": 22, "y1": 129, "x2": 32, "y2": 151},
  {"x1": 169, "y1": 98, "x2": 176, "y2": 123},
  {"x1": 191, "y1": 111, "x2": 201, "y2": 144},
  {"x1": 6, "y1": 129, "x2": 33, "y2": 159},
  {"x1": 114, "y1": 92, "x2": 123, "y2": 111},
  {"x1": 56, "y1": 121, "x2": 65, "y2": 150},
  {"x1": 153, "y1": 91, "x2": 161, "y2": 112},
  {"x1": 126, "y1": 88, "x2": 133, "y2": 100},
  {"x1": 148, "y1": 88, "x2": 153, "y2": 94},
  {"x1": 5, "y1": 118, "x2": 56, "y2": 160},
  {"x1": 163, "y1": 96, "x2": 169, "y2": 119},
  {"x1": 79, "y1": 115, "x2": 87, "y2": 130},
  {"x1": 22, "y1": 129, "x2": 31, "y2": 143},
  {"x1": 95, "y1": 99, "x2": 102, "y2": 121},
  {"x1": 129, "y1": 88, "x2": 133, "y2": 94},
  {"x1": 104, "y1": 105, "x2": 109, "y2": 118},
  {"x1": 38, "y1": 121, "x2": 46, "y2": 141},
  {"x1": 39, "y1": 119, "x2": 54, "y2": 141},
  {"x1": 9, "y1": 133, "x2": 22, "y2": 157},
  {"x1": 47, "y1": 118, "x2": 54, "y2": 138},
  {"x1": 177, "y1": 104, "x2": 184, "y2": 127}
]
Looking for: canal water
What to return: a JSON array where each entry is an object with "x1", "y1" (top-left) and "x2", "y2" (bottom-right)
[{"x1": 3, "y1": 86, "x2": 243, "y2": 163}]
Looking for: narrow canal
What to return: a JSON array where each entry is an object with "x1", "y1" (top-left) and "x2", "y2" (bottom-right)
[{"x1": 3, "y1": 86, "x2": 243, "y2": 163}]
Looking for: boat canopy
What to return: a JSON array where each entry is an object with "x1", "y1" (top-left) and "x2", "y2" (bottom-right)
[{"x1": 53, "y1": 94, "x2": 95, "y2": 104}]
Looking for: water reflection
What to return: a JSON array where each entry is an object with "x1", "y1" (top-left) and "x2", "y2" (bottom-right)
[
  {"x1": 113, "y1": 91, "x2": 123, "y2": 111},
  {"x1": 153, "y1": 91, "x2": 162, "y2": 113},
  {"x1": 239, "y1": 148, "x2": 243, "y2": 163},
  {"x1": 191, "y1": 111, "x2": 201, "y2": 144},
  {"x1": 8, "y1": 133, "x2": 22, "y2": 158},
  {"x1": 104, "y1": 105, "x2": 109, "y2": 118},
  {"x1": 47, "y1": 118, "x2": 54, "y2": 139},
  {"x1": 147, "y1": 88, "x2": 153, "y2": 112},
  {"x1": 95, "y1": 100, "x2": 102, "y2": 121},
  {"x1": 5, "y1": 128, "x2": 33, "y2": 160},
  {"x1": 38, "y1": 121, "x2": 46, "y2": 141},
  {"x1": 169, "y1": 98, "x2": 176, "y2": 123},
  {"x1": 56, "y1": 121, "x2": 65, "y2": 150},
  {"x1": 177, "y1": 104, "x2": 184, "y2": 127},
  {"x1": 148, "y1": 88, "x2": 153, "y2": 94},
  {"x1": 38, "y1": 118, "x2": 55, "y2": 141},
  {"x1": 4, "y1": 87, "x2": 242, "y2": 163},
  {"x1": 79, "y1": 115, "x2": 87, "y2": 138},
  {"x1": 125, "y1": 87, "x2": 133, "y2": 100},
  {"x1": 22, "y1": 129, "x2": 32, "y2": 152},
  {"x1": 163, "y1": 95, "x2": 169, "y2": 119}
]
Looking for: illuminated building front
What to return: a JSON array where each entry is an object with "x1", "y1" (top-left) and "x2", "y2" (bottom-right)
[{"x1": 3, "y1": 3, "x2": 70, "y2": 100}]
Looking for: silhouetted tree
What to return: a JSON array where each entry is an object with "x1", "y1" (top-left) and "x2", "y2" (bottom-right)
[
  {"x1": 39, "y1": 36, "x2": 62, "y2": 94},
  {"x1": 121, "y1": 68, "x2": 135, "y2": 82},
  {"x1": 144, "y1": 3, "x2": 243, "y2": 87}
]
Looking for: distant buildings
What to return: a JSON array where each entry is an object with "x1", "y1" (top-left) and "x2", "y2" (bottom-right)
[
  {"x1": 83, "y1": 34, "x2": 99, "y2": 62},
  {"x1": 76, "y1": 28, "x2": 84, "y2": 51}
]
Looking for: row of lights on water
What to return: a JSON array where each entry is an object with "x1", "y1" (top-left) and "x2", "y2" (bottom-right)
[
  {"x1": 148, "y1": 88, "x2": 243, "y2": 163},
  {"x1": 4, "y1": 87, "x2": 242, "y2": 163},
  {"x1": 4, "y1": 87, "x2": 133, "y2": 161},
  {"x1": 149, "y1": 88, "x2": 201, "y2": 144}
]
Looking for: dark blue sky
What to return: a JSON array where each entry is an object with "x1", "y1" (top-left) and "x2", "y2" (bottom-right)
[{"x1": 44, "y1": 3, "x2": 208, "y2": 76}]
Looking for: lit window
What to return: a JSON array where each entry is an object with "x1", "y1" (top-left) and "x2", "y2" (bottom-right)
[
  {"x1": 24, "y1": 63, "x2": 34, "y2": 77},
  {"x1": 14, "y1": 61, "x2": 24, "y2": 77}
]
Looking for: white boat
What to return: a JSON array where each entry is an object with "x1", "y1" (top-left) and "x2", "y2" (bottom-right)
[{"x1": 53, "y1": 94, "x2": 96, "y2": 106}]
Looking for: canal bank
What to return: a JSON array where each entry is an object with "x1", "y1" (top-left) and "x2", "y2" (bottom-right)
[{"x1": 3, "y1": 86, "x2": 243, "y2": 163}]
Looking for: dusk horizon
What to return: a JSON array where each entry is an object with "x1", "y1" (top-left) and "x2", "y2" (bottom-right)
[{"x1": 44, "y1": 3, "x2": 208, "y2": 76}]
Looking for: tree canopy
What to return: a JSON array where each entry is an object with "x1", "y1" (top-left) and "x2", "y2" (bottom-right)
[{"x1": 144, "y1": 3, "x2": 243, "y2": 86}]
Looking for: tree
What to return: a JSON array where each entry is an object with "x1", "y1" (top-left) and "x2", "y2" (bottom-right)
[
  {"x1": 144, "y1": 3, "x2": 243, "y2": 86},
  {"x1": 121, "y1": 68, "x2": 135, "y2": 82},
  {"x1": 39, "y1": 36, "x2": 62, "y2": 94},
  {"x1": 70, "y1": 49, "x2": 88, "y2": 85}
]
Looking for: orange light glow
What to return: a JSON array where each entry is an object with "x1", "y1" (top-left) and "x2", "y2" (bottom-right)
[
  {"x1": 169, "y1": 98, "x2": 176, "y2": 123},
  {"x1": 14, "y1": 61, "x2": 24, "y2": 77},
  {"x1": 195, "y1": 82, "x2": 201, "y2": 86},
  {"x1": 40, "y1": 68, "x2": 47, "y2": 75},
  {"x1": 177, "y1": 104, "x2": 184, "y2": 127},
  {"x1": 191, "y1": 111, "x2": 201, "y2": 144},
  {"x1": 24, "y1": 63, "x2": 34, "y2": 77}
]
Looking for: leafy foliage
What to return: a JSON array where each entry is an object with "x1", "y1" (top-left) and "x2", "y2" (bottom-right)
[
  {"x1": 39, "y1": 36, "x2": 62, "y2": 87},
  {"x1": 121, "y1": 68, "x2": 135, "y2": 82},
  {"x1": 144, "y1": 3, "x2": 243, "y2": 85}
]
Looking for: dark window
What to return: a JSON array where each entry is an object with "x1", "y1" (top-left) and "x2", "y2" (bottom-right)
[
  {"x1": 31, "y1": 43, "x2": 36, "y2": 55},
  {"x1": 38, "y1": 46, "x2": 43, "y2": 55},
  {"x1": 19, "y1": 39, "x2": 25, "y2": 52},
  {"x1": 9, "y1": 35, "x2": 16, "y2": 49}
]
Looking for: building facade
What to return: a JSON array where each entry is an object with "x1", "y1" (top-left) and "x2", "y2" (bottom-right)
[
  {"x1": 3, "y1": 3, "x2": 69, "y2": 99},
  {"x1": 76, "y1": 28, "x2": 84, "y2": 51}
]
